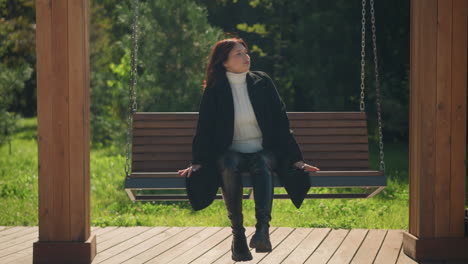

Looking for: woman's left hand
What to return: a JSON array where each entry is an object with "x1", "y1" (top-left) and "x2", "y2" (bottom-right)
[
  {"x1": 293, "y1": 161, "x2": 320, "y2": 172},
  {"x1": 303, "y1": 163, "x2": 320, "y2": 172}
]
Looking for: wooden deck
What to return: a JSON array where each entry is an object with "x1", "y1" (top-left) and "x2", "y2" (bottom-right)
[{"x1": 0, "y1": 226, "x2": 460, "y2": 264}]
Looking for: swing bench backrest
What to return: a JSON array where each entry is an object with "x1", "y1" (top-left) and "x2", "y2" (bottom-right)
[
  {"x1": 132, "y1": 112, "x2": 371, "y2": 171},
  {"x1": 125, "y1": 111, "x2": 386, "y2": 201}
]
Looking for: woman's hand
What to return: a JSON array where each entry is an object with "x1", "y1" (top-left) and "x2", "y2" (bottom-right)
[
  {"x1": 178, "y1": 164, "x2": 202, "y2": 178},
  {"x1": 303, "y1": 163, "x2": 320, "y2": 172},
  {"x1": 293, "y1": 161, "x2": 320, "y2": 172}
]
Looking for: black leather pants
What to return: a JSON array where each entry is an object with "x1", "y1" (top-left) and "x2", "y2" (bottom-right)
[{"x1": 217, "y1": 149, "x2": 276, "y2": 232}]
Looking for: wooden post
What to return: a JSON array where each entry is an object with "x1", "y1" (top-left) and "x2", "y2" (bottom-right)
[
  {"x1": 404, "y1": 0, "x2": 468, "y2": 261},
  {"x1": 34, "y1": 0, "x2": 96, "y2": 263}
]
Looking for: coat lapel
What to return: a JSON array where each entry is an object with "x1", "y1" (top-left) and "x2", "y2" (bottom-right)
[
  {"x1": 246, "y1": 71, "x2": 266, "y2": 134},
  {"x1": 216, "y1": 78, "x2": 235, "y2": 146}
]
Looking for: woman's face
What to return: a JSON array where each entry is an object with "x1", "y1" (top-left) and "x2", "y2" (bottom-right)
[{"x1": 223, "y1": 42, "x2": 250, "y2": 73}]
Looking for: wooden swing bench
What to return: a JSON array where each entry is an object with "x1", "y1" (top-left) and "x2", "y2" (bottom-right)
[{"x1": 125, "y1": 112, "x2": 386, "y2": 201}]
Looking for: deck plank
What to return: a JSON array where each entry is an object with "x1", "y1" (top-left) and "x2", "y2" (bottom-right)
[
  {"x1": 191, "y1": 227, "x2": 255, "y2": 264},
  {"x1": 0, "y1": 226, "x2": 428, "y2": 264},
  {"x1": 121, "y1": 226, "x2": 205, "y2": 264},
  {"x1": 0, "y1": 229, "x2": 37, "y2": 262},
  {"x1": 396, "y1": 245, "x2": 418, "y2": 264},
  {"x1": 91, "y1": 226, "x2": 110, "y2": 236},
  {"x1": 96, "y1": 227, "x2": 133, "y2": 244},
  {"x1": 212, "y1": 227, "x2": 279, "y2": 264},
  {"x1": 0, "y1": 227, "x2": 37, "y2": 244},
  {"x1": 0, "y1": 226, "x2": 21, "y2": 234},
  {"x1": 0, "y1": 226, "x2": 37, "y2": 242},
  {"x1": 167, "y1": 227, "x2": 232, "y2": 264},
  {"x1": 100, "y1": 226, "x2": 186, "y2": 264},
  {"x1": 304, "y1": 229, "x2": 349, "y2": 264},
  {"x1": 1, "y1": 227, "x2": 98, "y2": 263},
  {"x1": 258, "y1": 227, "x2": 312, "y2": 264},
  {"x1": 282, "y1": 228, "x2": 331, "y2": 263},
  {"x1": 374, "y1": 230, "x2": 404, "y2": 264},
  {"x1": 0, "y1": 226, "x2": 31, "y2": 240},
  {"x1": 1, "y1": 245, "x2": 33, "y2": 264},
  {"x1": 351, "y1": 229, "x2": 387, "y2": 264},
  {"x1": 93, "y1": 226, "x2": 169, "y2": 263},
  {"x1": 328, "y1": 229, "x2": 368, "y2": 264},
  {"x1": 8, "y1": 255, "x2": 31, "y2": 264},
  {"x1": 145, "y1": 226, "x2": 222, "y2": 264},
  {"x1": 0, "y1": 229, "x2": 38, "y2": 258},
  {"x1": 0, "y1": 231, "x2": 37, "y2": 263},
  {"x1": 97, "y1": 226, "x2": 151, "y2": 253},
  {"x1": 245, "y1": 227, "x2": 295, "y2": 264},
  {"x1": 92, "y1": 226, "x2": 120, "y2": 241}
]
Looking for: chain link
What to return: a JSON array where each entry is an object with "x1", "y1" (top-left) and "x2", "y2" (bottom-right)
[
  {"x1": 359, "y1": 0, "x2": 366, "y2": 112},
  {"x1": 370, "y1": 0, "x2": 385, "y2": 171},
  {"x1": 125, "y1": 0, "x2": 140, "y2": 177}
]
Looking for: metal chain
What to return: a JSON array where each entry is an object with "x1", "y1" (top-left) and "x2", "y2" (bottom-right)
[
  {"x1": 370, "y1": 0, "x2": 385, "y2": 171},
  {"x1": 125, "y1": 0, "x2": 140, "y2": 177},
  {"x1": 359, "y1": 0, "x2": 366, "y2": 111}
]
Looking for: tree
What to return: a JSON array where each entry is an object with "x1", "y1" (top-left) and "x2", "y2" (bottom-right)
[
  {"x1": 199, "y1": 0, "x2": 411, "y2": 141},
  {"x1": 135, "y1": 0, "x2": 224, "y2": 112},
  {"x1": 0, "y1": 0, "x2": 36, "y2": 116},
  {"x1": 0, "y1": 63, "x2": 33, "y2": 151},
  {"x1": 90, "y1": 0, "x2": 224, "y2": 146},
  {"x1": 88, "y1": 0, "x2": 128, "y2": 147}
]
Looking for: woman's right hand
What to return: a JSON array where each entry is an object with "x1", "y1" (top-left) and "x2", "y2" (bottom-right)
[{"x1": 178, "y1": 164, "x2": 202, "y2": 178}]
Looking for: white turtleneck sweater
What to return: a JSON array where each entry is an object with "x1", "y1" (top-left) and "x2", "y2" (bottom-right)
[{"x1": 226, "y1": 71, "x2": 263, "y2": 153}]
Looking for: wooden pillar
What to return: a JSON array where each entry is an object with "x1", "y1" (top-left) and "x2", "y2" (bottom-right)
[
  {"x1": 404, "y1": 0, "x2": 468, "y2": 261},
  {"x1": 34, "y1": 0, "x2": 96, "y2": 263}
]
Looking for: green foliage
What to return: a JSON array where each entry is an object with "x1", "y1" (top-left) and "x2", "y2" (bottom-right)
[
  {"x1": 3, "y1": 0, "x2": 412, "y2": 143},
  {"x1": 89, "y1": 0, "x2": 131, "y2": 147},
  {"x1": 200, "y1": 0, "x2": 410, "y2": 141},
  {"x1": 0, "y1": 1, "x2": 34, "y2": 151},
  {"x1": 0, "y1": 63, "x2": 32, "y2": 150},
  {"x1": 236, "y1": 23, "x2": 268, "y2": 35},
  {"x1": 0, "y1": 112, "x2": 19, "y2": 153},
  {"x1": 134, "y1": 0, "x2": 224, "y2": 112},
  {"x1": 0, "y1": 0, "x2": 36, "y2": 116},
  {"x1": 90, "y1": 0, "x2": 223, "y2": 147}
]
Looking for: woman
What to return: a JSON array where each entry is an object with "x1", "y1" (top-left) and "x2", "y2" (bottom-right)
[{"x1": 178, "y1": 38, "x2": 319, "y2": 262}]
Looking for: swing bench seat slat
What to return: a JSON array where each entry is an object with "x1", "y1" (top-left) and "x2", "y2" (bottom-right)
[{"x1": 125, "y1": 112, "x2": 386, "y2": 201}]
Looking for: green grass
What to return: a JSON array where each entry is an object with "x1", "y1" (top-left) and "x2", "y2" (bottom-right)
[{"x1": 0, "y1": 117, "x2": 464, "y2": 229}]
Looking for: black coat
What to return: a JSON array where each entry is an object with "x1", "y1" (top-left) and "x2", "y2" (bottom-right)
[{"x1": 186, "y1": 71, "x2": 310, "y2": 210}]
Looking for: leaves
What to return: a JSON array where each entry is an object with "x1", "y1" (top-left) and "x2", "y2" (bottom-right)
[
  {"x1": 236, "y1": 23, "x2": 268, "y2": 35},
  {"x1": 1, "y1": 0, "x2": 411, "y2": 144},
  {"x1": 0, "y1": 63, "x2": 31, "y2": 148}
]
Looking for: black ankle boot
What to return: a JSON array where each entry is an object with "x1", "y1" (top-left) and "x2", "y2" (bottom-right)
[
  {"x1": 231, "y1": 227, "x2": 253, "y2": 261},
  {"x1": 249, "y1": 209, "x2": 272, "y2": 252}
]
